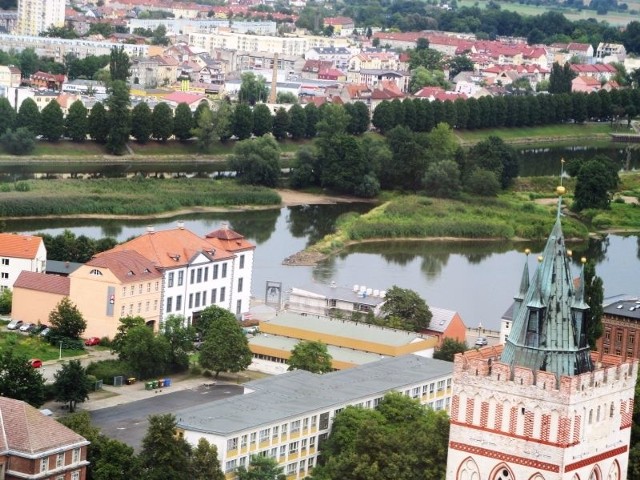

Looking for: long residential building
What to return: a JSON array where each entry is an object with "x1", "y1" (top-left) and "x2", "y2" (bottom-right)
[
  {"x1": 16, "y1": 0, "x2": 65, "y2": 36},
  {"x1": 0, "y1": 233, "x2": 46, "y2": 292},
  {"x1": 176, "y1": 354, "x2": 453, "y2": 479}
]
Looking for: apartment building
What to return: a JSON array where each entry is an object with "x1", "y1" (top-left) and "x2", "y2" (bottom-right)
[
  {"x1": 0, "y1": 396, "x2": 89, "y2": 480},
  {"x1": 16, "y1": 0, "x2": 65, "y2": 36},
  {"x1": 176, "y1": 355, "x2": 453, "y2": 479},
  {"x1": 0, "y1": 233, "x2": 46, "y2": 291}
]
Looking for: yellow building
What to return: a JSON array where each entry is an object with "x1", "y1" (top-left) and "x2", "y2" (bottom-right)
[
  {"x1": 12, "y1": 272, "x2": 69, "y2": 326},
  {"x1": 69, "y1": 250, "x2": 163, "y2": 339}
]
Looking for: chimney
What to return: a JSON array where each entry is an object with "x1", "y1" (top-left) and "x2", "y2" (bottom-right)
[
  {"x1": 147, "y1": 225, "x2": 155, "y2": 234},
  {"x1": 177, "y1": 221, "x2": 185, "y2": 230}
]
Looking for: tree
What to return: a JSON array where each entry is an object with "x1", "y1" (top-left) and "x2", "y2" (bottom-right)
[
  {"x1": 237, "y1": 456, "x2": 286, "y2": 480},
  {"x1": 173, "y1": 103, "x2": 193, "y2": 142},
  {"x1": 191, "y1": 438, "x2": 225, "y2": 480},
  {"x1": 549, "y1": 61, "x2": 576, "y2": 94},
  {"x1": 88, "y1": 101, "x2": 109, "y2": 143},
  {"x1": 584, "y1": 260, "x2": 604, "y2": 348},
  {"x1": 105, "y1": 80, "x2": 131, "y2": 155},
  {"x1": 288, "y1": 340, "x2": 333, "y2": 373},
  {"x1": 118, "y1": 325, "x2": 170, "y2": 379},
  {"x1": 252, "y1": 104, "x2": 273, "y2": 137},
  {"x1": 233, "y1": 103, "x2": 254, "y2": 140},
  {"x1": 276, "y1": 91, "x2": 298, "y2": 104},
  {"x1": 151, "y1": 102, "x2": 174, "y2": 142},
  {"x1": 160, "y1": 315, "x2": 194, "y2": 372},
  {"x1": 238, "y1": 72, "x2": 268, "y2": 105},
  {"x1": 304, "y1": 103, "x2": 319, "y2": 138},
  {"x1": 372, "y1": 101, "x2": 395, "y2": 134},
  {"x1": 40, "y1": 99, "x2": 65, "y2": 142},
  {"x1": 410, "y1": 66, "x2": 449, "y2": 92},
  {"x1": 272, "y1": 107, "x2": 290, "y2": 140},
  {"x1": 380, "y1": 286, "x2": 432, "y2": 331},
  {"x1": 433, "y1": 338, "x2": 468, "y2": 361},
  {"x1": 49, "y1": 297, "x2": 86, "y2": 339},
  {"x1": 0, "y1": 97, "x2": 16, "y2": 136},
  {"x1": 65, "y1": 100, "x2": 88, "y2": 142},
  {"x1": 111, "y1": 315, "x2": 146, "y2": 353},
  {"x1": 198, "y1": 306, "x2": 252, "y2": 378},
  {"x1": 448, "y1": 55, "x2": 474, "y2": 78},
  {"x1": 0, "y1": 128, "x2": 36, "y2": 155},
  {"x1": 0, "y1": 288, "x2": 11, "y2": 314},
  {"x1": 213, "y1": 101, "x2": 234, "y2": 142},
  {"x1": 0, "y1": 348, "x2": 46, "y2": 407},
  {"x1": 466, "y1": 168, "x2": 501, "y2": 196},
  {"x1": 344, "y1": 101, "x2": 370, "y2": 135},
  {"x1": 93, "y1": 437, "x2": 142, "y2": 480},
  {"x1": 53, "y1": 359, "x2": 92, "y2": 412},
  {"x1": 467, "y1": 135, "x2": 520, "y2": 189},
  {"x1": 140, "y1": 414, "x2": 192, "y2": 480},
  {"x1": 192, "y1": 105, "x2": 215, "y2": 152},
  {"x1": 572, "y1": 156, "x2": 619, "y2": 211},
  {"x1": 109, "y1": 46, "x2": 131, "y2": 82},
  {"x1": 229, "y1": 135, "x2": 281, "y2": 187},
  {"x1": 131, "y1": 102, "x2": 153, "y2": 144},
  {"x1": 16, "y1": 98, "x2": 41, "y2": 134},
  {"x1": 287, "y1": 103, "x2": 306, "y2": 140},
  {"x1": 423, "y1": 160, "x2": 462, "y2": 198}
]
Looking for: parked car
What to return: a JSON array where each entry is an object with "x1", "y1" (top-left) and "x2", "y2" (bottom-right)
[
  {"x1": 32, "y1": 324, "x2": 48, "y2": 334},
  {"x1": 39, "y1": 327, "x2": 51, "y2": 337},
  {"x1": 84, "y1": 337, "x2": 100, "y2": 346},
  {"x1": 7, "y1": 320, "x2": 23, "y2": 330},
  {"x1": 19, "y1": 323, "x2": 36, "y2": 333},
  {"x1": 28, "y1": 358, "x2": 42, "y2": 368},
  {"x1": 475, "y1": 336, "x2": 488, "y2": 346}
]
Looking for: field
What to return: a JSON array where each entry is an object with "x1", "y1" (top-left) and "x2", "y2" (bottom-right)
[
  {"x1": 0, "y1": 331, "x2": 85, "y2": 362},
  {"x1": 454, "y1": 123, "x2": 615, "y2": 145},
  {"x1": 457, "y1": 0, "x2": 639, "y2": 25}
]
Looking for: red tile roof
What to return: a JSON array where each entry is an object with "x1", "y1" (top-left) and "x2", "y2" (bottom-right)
[
  {"x1": 0, "y1": 397, "x2": 88, "y2": 455},
  {"x1": 324, "y1": 16, "x2": 354, "y2": 26},
  {"x1": 14, "y1": 271, "x2": 70, "y2": 295},
  {"x1": 109, "y1": 227, "x2": 235, "y2": 268},
  {"x1": 85, "y1": 250, "x2": 162, "y2": 284},
  {"x1": 570, "y1": 63, "x2": 617, "y2": 74},
  {"x1": 413, "y1": 86, "x2": 445, "y2": 98},
  {"x1": 0, "y1": 233, "x2": 44, "y2": 259},
  {"x1": 206, "y1": 225, "x2": 255, "y2": 252},
  {"x1": 163, "y1": 91, "x2": 207, "y2": 105}
]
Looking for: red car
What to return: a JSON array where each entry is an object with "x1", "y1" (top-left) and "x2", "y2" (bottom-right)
[
  {"x1": 29, "y1": 359, "x2": 42, "y2": 368},
  {"x1": 84, "y1": 337, "x2": 100, "y2": 346}
]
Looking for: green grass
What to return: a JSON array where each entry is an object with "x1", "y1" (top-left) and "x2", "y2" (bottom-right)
[
  {"x1": 0, "y1": 331, "x2": 85, "y2": 361},
  {"x1": 455, "y1": 124, "x2": 615, "y2": 145},
  {"x1": 0, "y1": 177, "x2": 281, "y2": 217},
  {"x1": 30, "y1": 142, "x2": 107, "y2": 157},
  {"x1": 457, "y1": 0, "x2": 639, "y2": 25}
]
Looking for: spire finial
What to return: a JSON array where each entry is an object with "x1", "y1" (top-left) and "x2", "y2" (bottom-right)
[{"x1": 556, "y1": 158, "x2": 566, "y2": 220}]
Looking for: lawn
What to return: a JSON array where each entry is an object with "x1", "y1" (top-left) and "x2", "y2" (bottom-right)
[
  {"x1": 456, "y1": 0, "x2": 638, "y2": 25},
  {"x1": 0, "y1": 331, "x2": 85, "y2": 362},
  {"x1": 455, "y1": 123, "x2": 615, "y2": 145}
]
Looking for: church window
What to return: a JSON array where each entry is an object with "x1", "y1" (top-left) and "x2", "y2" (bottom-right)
[
  {"x1": 589, "y1": 409, "x2": 593, "y2": 424},
  {"x1": 493, "y1": 466, "x2": 513, "y2": 480},
  {"x1": 597, "y1": 406, "x2": 601, "y2": 421},
  {"x1": 610, "y1": 403, "x2": 615, "y2": 418},
  {"x1": 456, "y1": 458, "x2": 480, "y2": 480}
]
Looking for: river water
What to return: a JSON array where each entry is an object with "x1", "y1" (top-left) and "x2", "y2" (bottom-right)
[{"x1": 9, "y1": 203, "x2": 639, "y2": 332}]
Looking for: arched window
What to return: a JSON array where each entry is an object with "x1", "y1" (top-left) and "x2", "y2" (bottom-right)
[
  {"x1": 606, "y1": 460, "x2": 620, "y2": 480},
  {"x1": 589, "y1": 466, "x2": 602, "y2": 480},
  {"x1": 89, "y1": 269, "x2": 103, "y2": 276},
  {"x1": 457, "y1": 457, "x2": 480, "y2": 480},
  {"x1": 589, "y1": 409, "x2": 593, "y2": 424},
  {"x1": 610, "y1": 403, "x2": 615, "y2": 418},
  {"x1": 491, "y1": 464, "x2": 514, "y2": 480},
  {"x1": 528, "y1": 474, "x2": 545, "y2": 480}
]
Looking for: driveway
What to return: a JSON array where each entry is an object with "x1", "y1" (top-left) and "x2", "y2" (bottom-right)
[{"x1": 89, "y1": 383, "x2": 244, "y2": 451}]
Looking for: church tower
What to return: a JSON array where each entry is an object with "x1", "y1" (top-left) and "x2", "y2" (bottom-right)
[{"x1": 446, "y1": 188, "x2": 637, "y2": 480}]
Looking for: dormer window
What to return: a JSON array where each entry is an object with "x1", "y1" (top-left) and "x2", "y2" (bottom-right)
[{"x1": 89, "y1": 269, "x2": 103, "y2": 276}]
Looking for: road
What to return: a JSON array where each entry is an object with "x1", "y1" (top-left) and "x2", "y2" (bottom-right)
[{"x1": 89, "y1": 383, "x2": 244, "y2": 451}]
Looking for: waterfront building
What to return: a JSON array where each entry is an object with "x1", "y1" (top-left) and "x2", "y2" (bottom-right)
[
  {"x1": 446, "y1": 191, "x2": 637, "y2": 480},
  {"x1": 596, "y1": 295, "x2": 640, "y2": 361},
  {"x1": 0, "y1": 233, "x2": 46, "y2": 291},
  {"x1": 176, "y1": 354, "x2": 453, "y2": 479}
]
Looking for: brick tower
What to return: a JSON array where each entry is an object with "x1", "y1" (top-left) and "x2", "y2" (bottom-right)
[{"x1": 446, "y1": 190, "x2": 637, "y2": 480}]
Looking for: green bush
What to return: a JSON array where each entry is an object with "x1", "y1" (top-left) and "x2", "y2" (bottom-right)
[
  {"x1": 99, "y1": 336, "x2": 112, "y2": 348},
  {"x1": 14, "y1": 181, "x2": 30, "y2": 192},
  {"x1": 86, "y1": 359, "x2": 132, "y2": 385}
]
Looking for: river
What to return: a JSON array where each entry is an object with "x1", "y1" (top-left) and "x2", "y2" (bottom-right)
[{"x1": 9, "y1": 204, "x2": 639, "y2": 333}]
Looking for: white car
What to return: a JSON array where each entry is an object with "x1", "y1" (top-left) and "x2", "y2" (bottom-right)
[
  {"x1": 475, "y1": 336, "x2": 488, "y2": 346},
  {"x1": 19, "y1": 323, "x2": 36, "y2": 333},
  {"x1": 6, "y1": 320, "x2": 23, "y2": 330}
]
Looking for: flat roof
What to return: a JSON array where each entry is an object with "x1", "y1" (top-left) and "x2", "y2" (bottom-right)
[
  {"x1": 249, "y1": 334, "x2": 385, "y2": 365},
  {"x1": 176, "y1": 355, "x2": 452, "y2": 436},
  {"x1": 604, "y1": 297, "x2": 640, "y2": 320},
  {"x1": 292, "y1": 283, "x2": 387, "y2": 307},
  {"x1": 262, "y1": 312, "x2": 431, "y2": 347}
]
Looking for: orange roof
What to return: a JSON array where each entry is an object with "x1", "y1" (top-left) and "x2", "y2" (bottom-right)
[
  {"x1": 109, "y1": 227, "x2": 235, "y2": 269},
  {"x1": 85, "y1": 250, "x2": 162, "y2": 284},
  {"x1": 206, "y1": 225, "x2": 255, "y2": 253},
  {"x1": 14, "y1": 271, "x2": 70, "y2": 295},
  {"x1": 0, "y1": 397, "x2": 88, "y2": 455},
  {"x1": 0, "y1": 233, "x2": 43, "y2": 259}
]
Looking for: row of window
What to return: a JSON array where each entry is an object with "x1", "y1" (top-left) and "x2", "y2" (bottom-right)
[
  {"x1": 225, "y1": 448, "x2": 316, "y2": 473},
  {"x1": 227, "y1": 415, "x2": 326, "y2": 452},
  {"x1": 40, "y1": 448, "x2": 82, "y2": 473},
  {"x1": 120, "y1": 300, "x2": 158, "y2": 317},
  {"x1": 167, "y1": 263, "x2": 231, "y2": 289},
  {"x1": 166, "y1": 287, "x2": 227, "y2": 313},
  {"x1": 122, "y1": 281, "x2": 160, "y2": 297},
  {"x1": 1, "y1": 258, "x2": 9, "y2": 265}
]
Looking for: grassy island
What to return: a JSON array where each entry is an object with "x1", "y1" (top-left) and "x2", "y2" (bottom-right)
[{"x1": 0, "y1": 178, "x2": 281, "y2": 217}]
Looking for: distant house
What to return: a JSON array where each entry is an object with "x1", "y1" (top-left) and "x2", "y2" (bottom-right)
[
  {"x1": 0, "y1": 396, "x2": 89, "y2": 479},
  {"x1": 570, "y1": 63, "x2": 616, "y2": 82},
  {"x1": 0, "y1": 65, "x2": 20, "y2": 88},
  {"x1": 572, "y1": 75, "x2": 602, "y2": 93},
  {"x1": 162, "y1": 91, "x2": 208, "y2": 110},
  {"x1": 596, "y1": 42, "x2": 626, "y2": 63},
  {"x1": 287, "y1": 283, "x2": 387, "y2": 318},
  {"x1": 29, "y1": 71, "x2": 66, "y2": 90},
  {"x1": 421, "y1": 306, "x2": 467, "y2": 347},
  {"x1": 323, "y1": 16, "x2": 355, "y2": 36},
  {"x1": 0, "y1": 233, "x2": 47, "y2": 291},
  {"x1": 12, "y1": 271, "x2": 70, "y2": 326}
]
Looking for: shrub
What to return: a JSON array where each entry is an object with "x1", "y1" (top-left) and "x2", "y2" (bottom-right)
[
  {"x1": 14, "y1": 181, "x2": 30, "y2": 192},
  {"x1": 86, "y1": 359, "x2": 132, "y2": 385},
  {"x1": 0, "y1": 128, "x2": 36, "y2": 155},
  {"x1": 99, "y1": 336, "x2": 112, "y2": 348}
]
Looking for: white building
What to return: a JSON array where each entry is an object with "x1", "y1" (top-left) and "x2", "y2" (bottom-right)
[
  {"x1": 16, "y1": 0, "x2": 65, "y2": 36},
  {"x1": 176, "y1": 355, "x2": 453, "y2": 478},
  {"x1": 109, "y1": 223, "x2": 255, "y2": 325},
  {"x1": 286, "y1": 283, "x2": 387, "y2": 317},
  {"x1": 0, "y1": 233, "x2": 47, "y2": 291}
]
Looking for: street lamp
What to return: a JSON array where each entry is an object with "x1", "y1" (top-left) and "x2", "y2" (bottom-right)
[{"x1": 59, "y1": 341, "x2": 62, "y2": 360}]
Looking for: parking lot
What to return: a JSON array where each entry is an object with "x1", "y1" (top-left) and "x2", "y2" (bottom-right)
[{"x1": 90, "y1": 383, "x2": 244, "y2": 451}]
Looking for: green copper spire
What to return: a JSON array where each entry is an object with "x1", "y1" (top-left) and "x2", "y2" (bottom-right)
[{"x1": 501, "y1": 185, "x2": 593, "y2": 383}]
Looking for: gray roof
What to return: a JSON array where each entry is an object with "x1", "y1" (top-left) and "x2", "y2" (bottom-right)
[
  {"x1": 293, "y1": 283, "x2": 387, "y2": 307},
  {"x1": 263, "y1": 312, "x2": 431, "y2": 347},
  {"x1": 249, "y1": 334, "x2": 385, "y2": 365},
  {"x1": 603, "y1": 297, "x2": 640, "y2": 320},
  {"x1": 175, "y1": 355, "x2": 452, "y2": 435},
  {"x1": 46, "y1": 260, "x2": 83, "y2": 276},
  {"x1": 427, "y1": 306, "x2": 459, "y2": 333},
  {"x1": 501, "y1": 201, "x2": 593, "y2": 379}
]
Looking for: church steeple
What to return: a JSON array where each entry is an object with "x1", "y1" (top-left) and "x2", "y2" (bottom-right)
[
  {"x1": 501, "y1": 185, "x2": 594, "y2": 382},
  {"x1": 511, "y1": 250, "x2": 530, "y2": 321}
]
